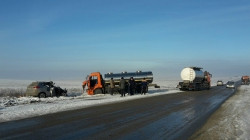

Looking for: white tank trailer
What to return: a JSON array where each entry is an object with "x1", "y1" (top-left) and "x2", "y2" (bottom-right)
[{"x1": 177, "y1": 67, "x2": 212, "y2": 91}]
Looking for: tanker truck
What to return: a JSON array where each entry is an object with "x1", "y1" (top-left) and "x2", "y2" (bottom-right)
[
  {"x1": 241, "y1": 76, "x2": 249, "y2": 85},
  {"x1": 82, "y1": 71, "x2": 159, "y2": 95},
  {"x1": 177, "y1": 67, "x2": 212, "y2": 91}
]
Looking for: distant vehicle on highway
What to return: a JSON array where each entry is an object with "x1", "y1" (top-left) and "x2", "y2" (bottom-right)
[
  {"x1": 26, "y1": 81, "x2": 67, "y2": 98},
  {"x1": 241, "y1": 76, "x2": 249, "y2": 85},
  {"x1": 217, "y1": 80, "x2": 224, "y2": 86},
  {"x1": 226, "y1": 81, "x2": 235, "y2": 89}
]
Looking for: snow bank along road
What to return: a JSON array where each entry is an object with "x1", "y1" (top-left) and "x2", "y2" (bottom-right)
[
  {"x1": 0, "y1": 85, "x2": 238, "y2": 140},
  {"x1": 190, "y1": 85, "x2": 250, "y2": 140}
]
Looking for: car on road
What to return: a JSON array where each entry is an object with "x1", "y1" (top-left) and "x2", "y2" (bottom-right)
[
  {"x1": 226, "y1": 81, "x2": 235, "y2": 89},
  {"x1": 26, "y1": 81, "x2": 67, "y2": 98},
  {"x1": 217, "y1": 80, "x2": 224, "y2": 86}
]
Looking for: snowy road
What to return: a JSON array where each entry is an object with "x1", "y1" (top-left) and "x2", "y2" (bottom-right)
[
  {"x1": 190, "y1": 85, "x2": 250, "y2": 140},
  {"x1": 0, "y1": 86, "x2": 237, "y2": 140}
]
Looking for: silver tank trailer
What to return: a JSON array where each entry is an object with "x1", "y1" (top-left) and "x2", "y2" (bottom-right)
[
  {"x1": 181, "y1": 67, "x2": 204, "y2": 83},
  {"x1": 104, "y1": 71, "x2": 153, "y2": 83}
]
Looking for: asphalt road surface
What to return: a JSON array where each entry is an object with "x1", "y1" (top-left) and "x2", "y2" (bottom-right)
[{"x1": 0, "y1": 86, "x2": 237, "y2": 140}]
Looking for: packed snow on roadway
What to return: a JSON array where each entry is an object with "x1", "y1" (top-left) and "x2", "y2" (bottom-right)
[{"x1": 0, "y1": 76, "x2": 239, "y2": 123}]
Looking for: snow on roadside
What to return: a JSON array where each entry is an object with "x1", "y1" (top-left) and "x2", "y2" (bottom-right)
[
  {"x1": 0, "y1": 90, "x2": 181, "y2": 123},
  {"x1": 0, "y1": 80, "x2": 181, "y2": 123},
  {"x1": 234, "y1": 85, "x2": 250, "y2": 139},
  {"x1": 190, "y1": 85, "x2": 250, "y2": 140},
  {"x1": 0, "y1": 76, "x2": 240, "y2": 123}
]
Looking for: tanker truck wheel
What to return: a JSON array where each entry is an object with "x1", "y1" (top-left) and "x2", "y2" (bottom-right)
[{"x1": 94, "y1": 89, "x2": 103, "y2": 94}]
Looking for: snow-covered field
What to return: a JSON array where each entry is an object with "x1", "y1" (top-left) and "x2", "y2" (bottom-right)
[
  {"x1": 0, "y1": 79, "x2": 83, "y2": 97},
  {"x1": 0, "y1": 77, "x2": 240, "y2": 123},
  {"x1": 191, "y1": 85, "x2": 250, "y2": 139}
]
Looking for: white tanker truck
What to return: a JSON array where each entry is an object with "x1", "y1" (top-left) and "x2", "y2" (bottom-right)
[{"x1": 177, "y1": 67, "x2": 212, "y2": 91}]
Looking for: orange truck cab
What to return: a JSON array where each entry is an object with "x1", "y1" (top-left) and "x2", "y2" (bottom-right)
[
  {"x1": 82, "y1": 72, "x2": 105, "y2": 95},
  {"x1": 241, "y1": 76, "x2": 250, "y2": 85}
]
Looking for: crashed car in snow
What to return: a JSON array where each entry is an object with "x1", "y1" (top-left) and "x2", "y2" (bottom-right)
[{"x1": 25, "y1": 81, "x2": 67, "y2": 98}]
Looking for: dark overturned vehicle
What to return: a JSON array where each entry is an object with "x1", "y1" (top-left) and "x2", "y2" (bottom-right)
[{"x1": 26, "y1": 81, "x2": 67, "y2": 98}]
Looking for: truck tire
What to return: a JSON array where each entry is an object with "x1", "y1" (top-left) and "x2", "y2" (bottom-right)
[
  {"x1": 94, "y1": 89, "x2": 103, "y2": 94},
  {"x1": 39, "y1": 92, "x2": 46, "y2": 98}
]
